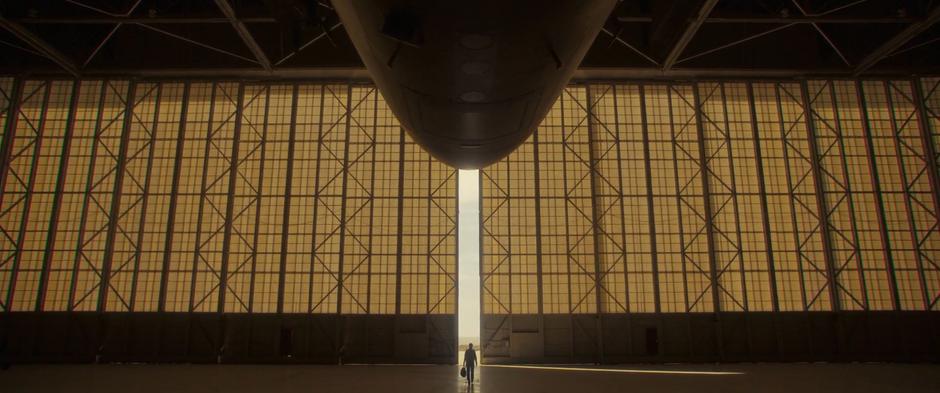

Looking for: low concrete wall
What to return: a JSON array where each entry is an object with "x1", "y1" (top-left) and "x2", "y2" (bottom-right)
[
  {"x1": 482, "y1": 311, "x2": 940, "y2": 363},
  {"x1": 0, "y1": 313, "x2": 456, "y2": 364}
]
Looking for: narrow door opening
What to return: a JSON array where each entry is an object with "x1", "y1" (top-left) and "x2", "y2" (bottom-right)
[{"x1": 457, "y1": 170, "x2": 481, "y2": 363}]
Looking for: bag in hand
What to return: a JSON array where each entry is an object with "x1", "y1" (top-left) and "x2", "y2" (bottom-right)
[{"x1": 460, "y1": 367, "x2": 467, "y2": 377}]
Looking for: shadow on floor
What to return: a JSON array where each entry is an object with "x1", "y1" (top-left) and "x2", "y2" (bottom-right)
[{"x1": 1, "y1": 363, "x2": 939, "y2": 393}]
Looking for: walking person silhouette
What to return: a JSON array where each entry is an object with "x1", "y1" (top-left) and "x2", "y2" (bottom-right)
[{"x1": 463, "y1": 343, "x2": 478, "y2": 385}]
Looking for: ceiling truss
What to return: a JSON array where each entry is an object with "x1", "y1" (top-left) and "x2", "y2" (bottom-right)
[{"x1": 0, "y1": 0, "x2": 937, "y2": 79}]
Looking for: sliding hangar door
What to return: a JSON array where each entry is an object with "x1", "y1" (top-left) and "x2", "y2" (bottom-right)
[
  {"x1": 0, "y1": 79, "x2": 457, "y2": 363},
  {"x1": 481, "y1": 79, "x2": 940, "y2": 363},
  {"x1": 2, "y1": 76, "x2": 940, "y2": 364}
]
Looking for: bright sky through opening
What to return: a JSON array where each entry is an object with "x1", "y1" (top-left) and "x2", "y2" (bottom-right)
[{"x1": 458, "y1": 170, "x2": 480, "y2": 342}]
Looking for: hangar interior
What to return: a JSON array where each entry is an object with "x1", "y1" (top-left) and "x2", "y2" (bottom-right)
[
  {"x1": 480, "y1": 79, "x2": 940, "y2": 363},
  {"x1": 0, "y1": 0, "x2": 939, "y2": 366}
]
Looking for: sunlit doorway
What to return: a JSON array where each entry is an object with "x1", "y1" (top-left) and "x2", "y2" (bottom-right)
[{"x1": 457, "y1": 170, "x2": 481, "y2": 364}]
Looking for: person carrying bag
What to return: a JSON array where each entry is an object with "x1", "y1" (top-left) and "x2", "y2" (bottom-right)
[{"x1": 462, "y1": 343, "x2": 477, "y2": 384}]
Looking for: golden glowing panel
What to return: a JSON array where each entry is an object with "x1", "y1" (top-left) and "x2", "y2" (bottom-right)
[
  {"x1": 106, "y1": 83, "x2": 184, "y2": 312},
  {"x1": 481, "y1": 135, "x2": 537, "y2": 315},
  {"x1": 282, "y1": 85, "x2": 321, "y2": 314},
  {"x1": 863, "y1": 81, "x2": 933, "y2": 310},
  {"x1": 649, "y1": 84, "x2": 713, "y2": 313},
  {"x1": 369, "y1": 93, "x2": 402, "y2": 314},
  {"x1": 807, "y1": 80, "x2": 877, "y2": 310},
  {"x1": 480, "y1": 79, "x2": 939, "y2": 315},
  {"x1": 0, "y1": 81, "x2": 42, "y2": 311},
  {"x1": 0, "y1": 80, "x2": 457, "y2": 315},
  {"x1": 165, "y1": 82, "x2": 212, "y2": 312},
  {"x1": 919, "y1": 78, "x2": 940, "y2": 311},
  {"x1": 401, "y1": 137, "x2": 458, "y2": 315},
  {"x1": 342, "y1": 86, "x2": 376, "y2": 314},
  {"x1": 71, "y1": 81, "x2": 129, "y2": 311},
  {"x1": 2, "y1": 76, "x2": 938, "y2": 316},
  {"x1": 0, "y1": 77, "x2": 15, "y2": 311},
  {"x1": 481, "y1": 87, "x2": 600, "y2": 315},
  {"x1": 589, "y1": 84, "x2": 631, "y2": 313},
  {"x1": 700, "y1": 82, "x2": 775, "y2": 311},
  {"x1": 9, "y1": 81, "x2": 72, "y2": 311},
  {"x1": 753, "y1": 83, "x2": 831, "y2": 311},
  {"x1": 699, "y1": 82, "x2": 747, "y2": 312},
  {"x1": 44, "y1": 82, "x2": 102, "y2": 311},
  {"x1": 310, "y1": 84, "x2": 347, "y2": 313},
  {"x1": 190, "y1": 82, "x2": 238, "y2": 313},
  {"x1": 613, "y1": 85, "x2": 656, "y2": 313}
]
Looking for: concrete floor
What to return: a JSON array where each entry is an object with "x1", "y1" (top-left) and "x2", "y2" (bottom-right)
[{"x1": 2, "y1": 363, "x2": 939, "y2": 393}]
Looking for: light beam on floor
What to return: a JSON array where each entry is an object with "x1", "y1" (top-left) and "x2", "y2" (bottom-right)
[{"x1": 482, "y1": 364, "x2": 744, "y2": 376}]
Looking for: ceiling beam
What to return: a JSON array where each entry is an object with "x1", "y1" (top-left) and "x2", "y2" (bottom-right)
[
  {"x1": 0, "y1": 17, "x2": 80, "y2": 77},
  {"x1": 618, "y1": 15, "x2": 916, "y2": 24},
  {"x1": 855, "y1": 5, "x2": 940, "y2": 74},
  {"x1": 789, "y1": 0, "x2": 850, "y2": 66},
  {"x1": 16, "y1": 16, "x2": 277, "y2": 24},
  {"x1": 662, "y1": 0, "x2": 718, "y2": 71},
  {"x1": 706, "y1": 16, "x2": 914, "y2": 24},
  {"x1": 8, "y1": 66, "x2": 930, "y2": 80},
  {"x1": 214, "y1": 0, "x2": 273, "y2": 71}
]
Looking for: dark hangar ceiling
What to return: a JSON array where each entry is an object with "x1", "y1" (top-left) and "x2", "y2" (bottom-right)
[{"x1": 0, "y1": 0, "x2": 938, "y2": 79}]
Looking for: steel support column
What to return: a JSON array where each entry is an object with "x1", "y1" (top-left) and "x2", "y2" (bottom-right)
[
  {"x1": 825, "y1": 81, "x2": 869, "y2": 309},
  {"x1": 98, "y1": 81, "x2": 136, "y2": 312},
  {"x1": 0, "y1": 78, "x2": 24, "y2": 201},
  {"x1": 533, "y1": 121, "x2": 545, "y2": 349},
  {"x1": 0, "y1": 78, "x2": 23, "y2": 311},
  {"x1": 773, "y1": 83, "x2": 809, "y2": 311},
  {"x1": 746, "y1": 83, "x2": 779, "y2": 312},
  {"x1": 425, "y1": 148, "x2": 432, "y2": 314},
  {"x1": 365, "y1": 89, "x2": 377, "y2": 314},
  {"x1": 6, "y1": 82, "x2": 51, "y2": 309},
  {"x1": 609, "y1": 85, "x2": 631, "y2": 314},
  {"x1": 277, "y1": 84, "x2": 298, "y2": 314},
  {"x1": 855, "y1": 81, "x2": 901, "y2": 310},
  {"x1": 336, "y1": 85, "x2": 353, "y2": 314},
  {"x1": 585, "y1": 85, "x2": 605, "y2": 363},
  {"x1": 559, "y1": 95, "x2": 574, "y2": 357},
  {"x1": 159, "y1": 82, "x2": 189, "y2": 312},
  {"x1": 190, "y1": 82, "x2": 217, "y2": 312},
  {"x1": 911, "y1": 78, "x2": 940, "y2": 309},
  {"x1": 638, "y1": 85, "x2": 660, "y2": 313},
  {"x1": 128, "y1": 83, "x2": 162, "y2": 310},
  {"x1": 692, "y1": 84, "x2": 721, "y2": 313},
  {"x1": 912, "y1": 78, "x2": 940, "y2": 234},
  {"x1": 883, "y1": 81, "x2": 930, "y2": 309},
  {"x1": 610, "y1": 84, "x2": 634, "y2": 351},
  {"x1": 394, "y1": 127, "x2": 404, "y2": 314},
  {"x1": 718, "y1": 83, "x2": 749, "y2": 310},
  {"x1": 477, "y1": 163, "x2": 484, "y2": 348},
  {"x1": 308, "y1": 85, "x2": 326, "y2": 313},
  {"x1": 68, "y1": 80, "x2": 108, "y2": 311},
  {"x1": 692, "y1": 82, "x2": 723, "y2": 359},
  {"x1": 218, "y1": 82, "x2": 245, "y2": 313},
  {"x1": 247, "y1": 86, "x2": 270, "y2": 313},
  {"x1": 800, "y1": 80, "x2": 841, "y2": 312},
  {"x1": 36, "y1": 81, "x2": 80, "y2": 310},
  {"x1": 666, "y1": 86, "x2": 692, "y2": 313}
]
